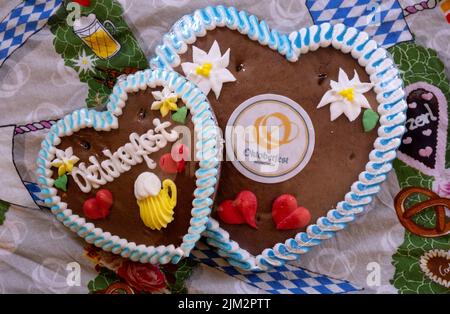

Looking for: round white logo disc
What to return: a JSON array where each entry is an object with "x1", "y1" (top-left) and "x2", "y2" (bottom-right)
[{"x1": 225, "y1": 94, "x2": 315, "y2": 184}]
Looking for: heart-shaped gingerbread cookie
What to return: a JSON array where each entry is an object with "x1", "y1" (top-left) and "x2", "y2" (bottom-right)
[
  {"x1": 151, "y1": 6, "x2": 407, "y2": 270},
  {"x1": 37, "y1": 69, "x2": 220, "y2": 264},
  {"x1": 397, "y1": 82, "x2": 448, "y2": 178}
]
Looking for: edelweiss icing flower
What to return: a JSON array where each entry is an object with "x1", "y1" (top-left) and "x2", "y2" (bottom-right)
[
  {"x1": 51, "y1": 147, "x2": 80, "y2": 176},
  {"x1": 181, "y1": 40, "x2": 236, "y2": 99},
  {"x1": 317, "y1": 68, "x2": 373, "y2": 122},
  {"x1": 151, "y1": 87, "x2": 179, "y2": 117}
]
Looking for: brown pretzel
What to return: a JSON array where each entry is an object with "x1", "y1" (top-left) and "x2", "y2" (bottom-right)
[{"x1": 394, "y1": 187, "x2": 450, "y2": 238}]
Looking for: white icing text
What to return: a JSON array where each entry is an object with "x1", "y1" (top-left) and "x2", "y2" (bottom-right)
[
  {"x1": 71, "y1": 119, "x2": 179, "y2": 193},
  {"x1": 406, "y1": 103, "x2": 437, "y2": 131}
]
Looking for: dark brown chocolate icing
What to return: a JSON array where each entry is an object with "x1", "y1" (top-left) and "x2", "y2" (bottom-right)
[
  {"x1": 55, "y1": 88, "x2": 198, "y2": 247},
  {"x1": 174, "y1": 28, "x2": 379, "y2": 255}
]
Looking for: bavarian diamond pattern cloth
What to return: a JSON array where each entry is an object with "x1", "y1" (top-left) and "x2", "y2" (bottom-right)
[
  {"x1": 306, "y1": 0, "x2": 413, "y2": 48},
  {"x1": 0, "y1": 0, "x2": 62, "y2": 66},
  {"x1": 191, "y1": 242, "x2": 361, "y2": 294}
]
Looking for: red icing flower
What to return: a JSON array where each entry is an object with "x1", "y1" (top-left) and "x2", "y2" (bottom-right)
[{"x1": 117, "y1": 261, "x2": 167, "y2": 293}]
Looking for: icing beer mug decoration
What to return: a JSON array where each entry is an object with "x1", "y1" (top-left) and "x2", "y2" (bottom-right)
[
  {"x1": 134, "y1": 172, "x2": 178, "y2": 231},
  {"x1": 73, "y1": 13, "x2": 121, "y2": 59}
]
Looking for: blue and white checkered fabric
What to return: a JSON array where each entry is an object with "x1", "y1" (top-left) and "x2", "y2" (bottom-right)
[
  {"x1": 306, "y1": 0, "x2": 412, "y2": 48},
  {"x1": 191, "y1": 242, "x2": 361, "y2": 294},
  {"x1": 0, "y1": 0, "x2": 62, "y2": 66}
]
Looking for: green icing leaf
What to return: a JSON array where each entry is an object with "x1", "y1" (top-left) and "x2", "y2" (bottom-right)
[
  {"x1": 54, "y1": 174, "x2": 68, "y2": 192},
  {"x1": 0, "y1": 200, "x2": 10, "y2": 225},
  {"x1": 362, "y1": 108, "x2": 379, "y2": 132},
  {"x1": 87, "y1": 267, "x2": 120, "y2": 294},
  {"x1": 172, "y1": 106, "x2": 188, "y2": 125},
  {"x1": 387, "y1": 43, "x2": 450, "y2": 294},
  {"x1": 48, "y1": 0, "x2": 148, "y2": 108}
]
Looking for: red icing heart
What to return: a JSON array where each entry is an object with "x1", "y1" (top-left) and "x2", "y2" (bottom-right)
[
  {"x1": 177, "y1": 159, "x2": 186, "y2": 173},
  {"x1": 159, "y1": 153, "x2": 186, "y2": 174},
  {"x1": 83, "y1": 189, "x2": 113, "y2": 220},
  {"x1": 272, "y1": 194, "x2": 311, "y2": 230},
  {"x1": 217, "y1": 200, "x2": 245, "y2": 225},
  {"x1": 217, "y1": 191, "x2": 258, "y2": 229},
  {"x1": 159, "y1": 153, "x2": 179, "y2": 174}
]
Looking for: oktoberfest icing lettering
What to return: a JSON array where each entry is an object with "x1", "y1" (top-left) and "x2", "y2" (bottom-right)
[{"x1": 71, "y1": 118, "x2": 179, "y2": 193}]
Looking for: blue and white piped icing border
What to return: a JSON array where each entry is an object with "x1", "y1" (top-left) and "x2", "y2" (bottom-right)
[
  {"x1": 36, "y1": 69, "x2": 220, "y2": 265},
  {"x1": 150, "y1": 6, "x2": 407, "y2": 270}
]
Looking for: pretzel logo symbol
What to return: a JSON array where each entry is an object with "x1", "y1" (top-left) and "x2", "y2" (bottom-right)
[{"x1": 394, "y1": 187, "x2": 450, "y2": 238}]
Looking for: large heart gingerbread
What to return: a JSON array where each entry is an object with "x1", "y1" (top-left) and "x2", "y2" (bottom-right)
[
  {"x1": 151, "y1": 6, "x2": 407, "y2": 270},
  {"x1": 37, "y1": 69, "x2": 220, "y2": 264}
]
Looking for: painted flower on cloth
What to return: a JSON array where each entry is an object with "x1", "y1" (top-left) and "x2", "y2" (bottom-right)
[
  {"x1": 181, "y1": 40, "x2": 236, "y2": 99},
  {"x1": 317, "y1": 68, "x2": 373, "y2": 122},
  {"x1": 51, "y1": 147, "x2": 80, "y2": 177},
  {"x1": 71, "y1": 49, "x2": 98, "y2": 75},
  {"x1": 117, "y1": 261, "x2": 167, "y2": 293},
  {"x1": 151, "y1": 87, "x2": 179, "y2": 117},
  {"x1": 433, "y1": 176, "x2": 450, "y2": 201}
]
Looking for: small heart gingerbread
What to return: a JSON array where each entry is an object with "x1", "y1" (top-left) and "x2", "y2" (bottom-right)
[
  {"x1": 37, "y1": 69, "x2": 220, "y2": 265},
  {"x1": 397, "y1": 82, "x2": 448, "y2": 177}
]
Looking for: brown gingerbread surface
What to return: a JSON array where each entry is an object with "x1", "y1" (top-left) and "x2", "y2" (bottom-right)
[
  {"x1": 55, "y1": 88, "x2": 198, "y2": 247},
  {"x1": 174, "y1": 28, "x2": 379, "y2": 255}
]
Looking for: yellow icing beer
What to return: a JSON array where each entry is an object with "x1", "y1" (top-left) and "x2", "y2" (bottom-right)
[
  {"x1": 138, "y1": 179, "x2": 177, "y2": 231},
  {"x1": 73, "y1": 14, "x2": 120, "y2": 60},
  {"x1": 134, "y1": 172, "x2": 178, "y2": 231}
]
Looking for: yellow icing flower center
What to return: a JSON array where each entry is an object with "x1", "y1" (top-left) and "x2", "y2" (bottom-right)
[
  {"x1": 151, "y1": 96, "x2": 178, "y2": 117},
  {"x1": 162, "y1": 97, "x2": 178, "y2": 108},
  {"x1": 339, "y1": 88, "x2": 355, "y2": 102},
  {"x1": 52, "y1": 159, "x2": 78, "y2": 177},
  {"x1": 195, "y1": 62, "x2": 212, "y2": 77}
]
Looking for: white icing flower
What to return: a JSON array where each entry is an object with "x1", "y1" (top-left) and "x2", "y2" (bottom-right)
[
  {"x1": 134, "y1": 172, "x2": 161, "y2": 200},
  {"x1": 51, "y1": 147, "x2": 80, "y2": 177},
  {"x1": 151, "y1": 87, "x2": 179, "y2": 117},
  {"x1": 181, "y1": 40, "x2": 236, "y2": 99},
  {"x1": 71, "y1": 50, "x2": 98, "y2": 75},
  {"x1": 317, "y1": 68, "x2": 373, "y2": 122}
]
